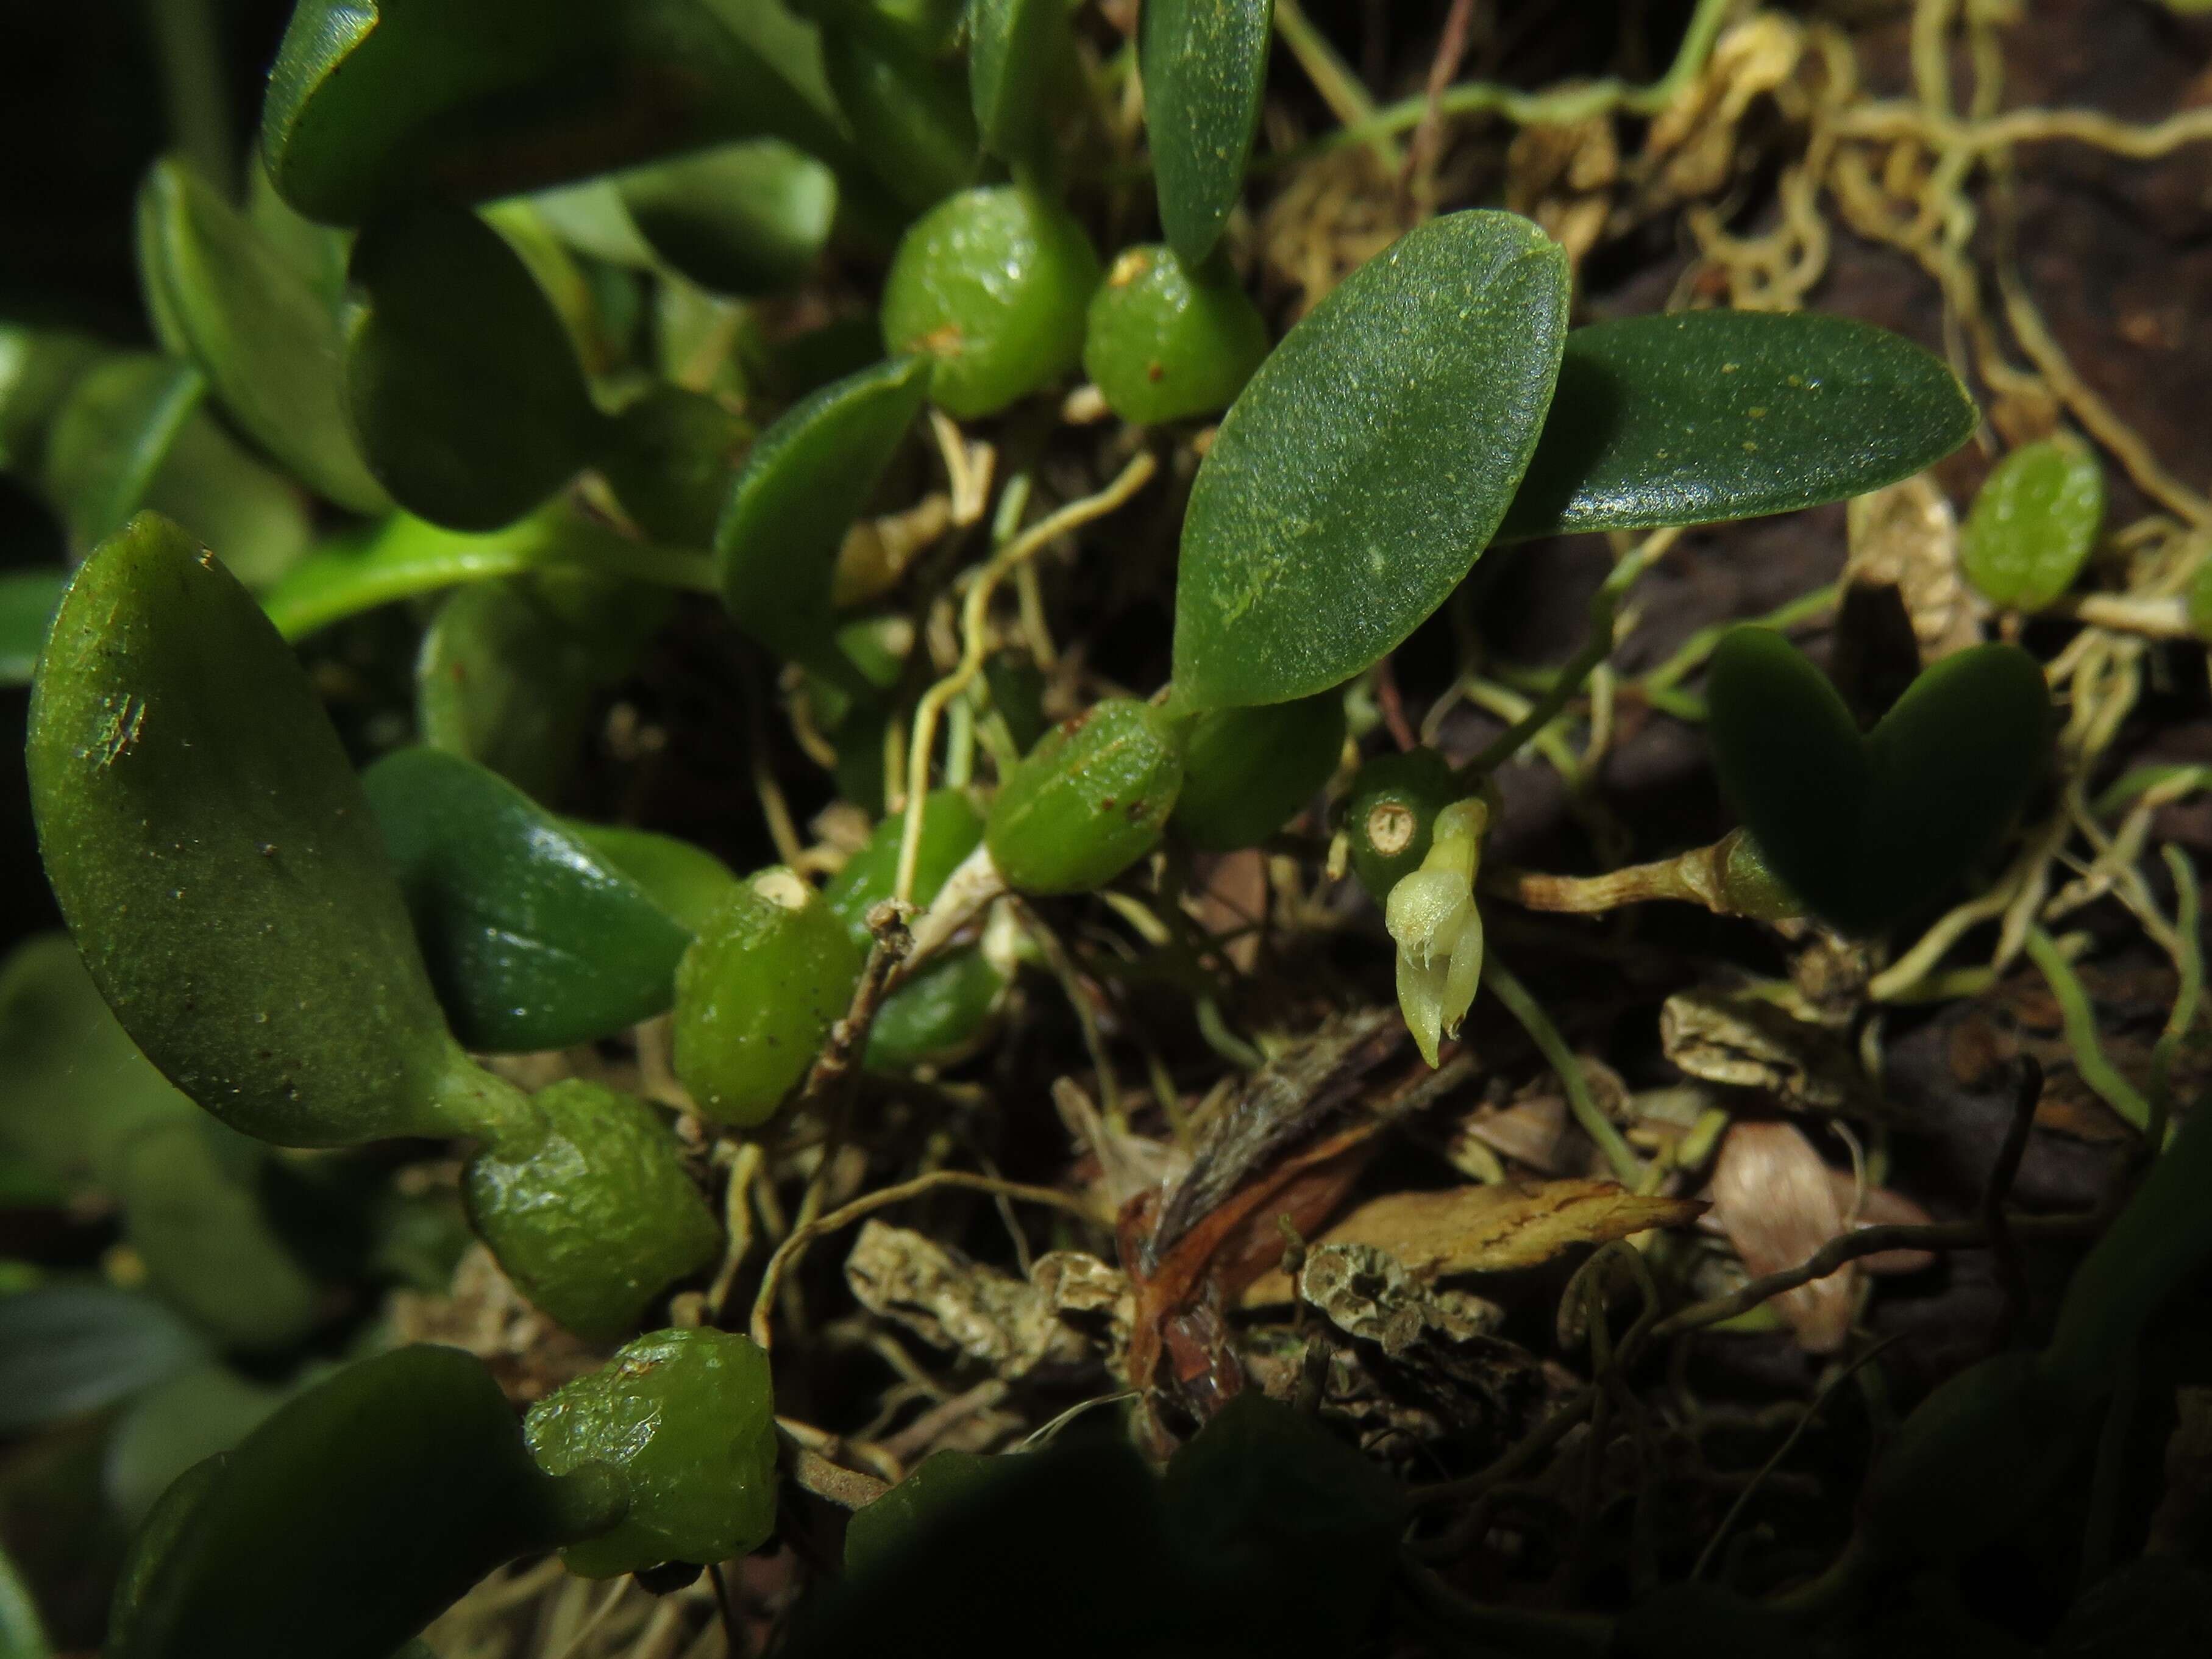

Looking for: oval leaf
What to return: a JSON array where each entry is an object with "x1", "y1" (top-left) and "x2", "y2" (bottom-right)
[
  {"x1": 616, "y1": 140, "x2": 837, "y2": 298},
  {"x1": 820, "y1": 18, "x2": 978, "y2": 213},
  {"x1": 345, "y1": 203, "x2": 602, "y2": 532},
  {"x1": 1959, "y1": 437, "x2": 2105, "y2": 611},
  {"x1": 715, "y1": 355, "x2": 930, "y2": 674},
  {"x1": 1140, "y1": 0, "x2": 1273, "y2": 266},
  {"x1": 26, "y1": 515, "x2": 475, "y2": 1147},
  {"x1": 1498, "y1": 310, "x2": 1977, "y2": 541},
  {"x1": 361, "y1": 746, "x2": 694, "y2": 1052},
  {"x1": 135, "y1": 158, "x2": 388, "y2": 512},
  {"x1": 0, "y1": 1284, "x2": 207, "y2": 1435},
  {"x1": 1707, "y1": 627, "x2": 2049, "y2": 933},
  {"x1": 39, "y1": 355, "x2": 204, "y2": 554},
  {"x1": 562, "y1": 822, "x2": 741, "y2": 936},
  {"x1": 416, "y1": 580, "x2": 606, "y2": 802},
  {"x1": 967, "y1": 0, "x2": 1070, "y2": 167},
  {"x1": 1172, "y1": 211, "x2": 1568, "y2": 708},
  {"x1": 261, "y1": 0, "x2": 856, "y2": 227},
  {"x1": 0, "y1": 569, "x2": 68, "y2": 688}
]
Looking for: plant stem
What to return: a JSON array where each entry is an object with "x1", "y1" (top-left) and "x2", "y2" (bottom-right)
[
  {"x1": 1484, "y1": 957, "x2": 1643, "y2": 1185},
  {"x1": 1271, "y1": 0, "x2": 1404, "y2": 171},
  {"x1": 2024, "y1": 927, "x2": 2153, "y2": 1134}
]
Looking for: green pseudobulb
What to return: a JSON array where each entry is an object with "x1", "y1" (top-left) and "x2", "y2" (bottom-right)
[
  {"x1": 986, "y1": 700, "x2": 1187, "y2": 895},
  {"x1": 1082, "y1": 245, "x2": 1268, "y2": 426},
  {"x1": 525, "y1": 1328, "x2": 778, "y2": 1577}
]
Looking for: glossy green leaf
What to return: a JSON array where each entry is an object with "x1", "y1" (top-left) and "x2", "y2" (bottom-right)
[
  {"x1": 1173, "y1": 212, "x2": 1569, "y2": 708},
  {"x1": 1083, "y1": 245, "x2": 1269, "y2": 426},
  {"x1": 108, "y1": 1346, "x2": 624, "y2": 1659},
  {"x1": 674, "y1": 874, "x2": 865, "y2": 1125},
  {"x1": 617, "y1": 141, "x2": 837, "y2": 297},
  {"x1": 27, "y1": 515, "x2": 488, "y2": 1148},
  {"x1": 0, "y1": 933, "x2": 201, "y2": 1193},
  {"x1": 1140, "y1": 0, "x2": 1273, "y2": 266},
  {"x1": 967, "y1": 0, "x2": 1071, "y2": 168},
  {"x1": 880, "y1": 186, "x2": 1101, "y2": 418},
  {"x1": 414, "y1": 582, "x2": 600, "y2": 802},
  {"x1": 1959, "y1": 437, "x2": 2104, "y2": 610},
  {"x1": 822, "y1": 17, "x2": 978, "y2": 213},
  {"x1": 1172, "y1": 691, "x2": 1345, "y2": 851},
  {"x1": 104, "y1": 1361, "x2": 291, "y2": 1527},
  {"x1": 464, "y1": 1082, "x2": 719, "y2": 1339},
  {"x1": 842, "y1": 1450, "x2": 1001, "y2": 1577},
  {"x1": 0, "y1": 323, "x2": 104, "y2": 473},
  {"x1": 986, "y1": 700, "x2": 1187, "y2": 894},
  {"x1": 716, "y1": 355, "x2": 930, "y2": 672},
  {"x1": 344, "y1": 203, "x2": 602, "y2": 532},
  {"x1": 563, "y1": 823, "x2": 741, "y2": 936},
  {"x1": 38, "y1": 355, "x2": 203, "y2": 554},
  {"x1": 1706, "y1": 628, "x2": 2050, "y2": 933},
  {"x1": 261, "y1": 504, "x2": 678, "y2": 640},
  {"x1": 525, "y1": 1327, "x2": 777, "y2": 1576},
  {"x1": 0, "y1": 1285, "x2": 207, "y2": 1435},
  {"x1": 136, "y1": 157, "x2": 388, "y2": 512},
  {"x1": 1496, "y1": 310, "x2": 1977, "y2": 542},
  {"x1": 600, "y1": 386, "x2": 750, "y2": 548},
  {"x1": 261, "y1": 0, "x2": 856, "y2": 227},
  {"x1": 0, "y1": 571, "x2": 66, "y2": 690},
  {"x1": 116, "y1": 1122, "x2": 322, "y2": 1354},
  {"x1": 361, "y1": 747, "x2": 693, "y2": 1052}
]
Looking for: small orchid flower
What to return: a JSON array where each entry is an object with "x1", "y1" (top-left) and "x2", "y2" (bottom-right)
[{"x1": 1384, "y1": 798, "x2": 1488, "y2": 1066}]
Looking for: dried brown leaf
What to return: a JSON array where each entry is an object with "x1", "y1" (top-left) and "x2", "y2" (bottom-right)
[
  {"x1": 1708, "y1": 1121, "x2": 1853, "y2": 1353},
  {"x1": 1239, "y1": 1179, "x2": 1704, "y2": 1306}
]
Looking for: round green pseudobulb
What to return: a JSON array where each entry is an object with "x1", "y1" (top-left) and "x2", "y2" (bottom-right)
[
  {"x1": 1340, "y1": 747, "x2": 1459, "y2": 901},
  {"x1": 880, "y1": 185, "x2": 1101, "y2": 419},
  {"x1": 108, "y1": 1346, "x2": 623, "y2": 1659},
  {"x1": 986, "y1": 700, "x2": 1187, "y2": 895},
  {"x1": 864, "y1": 947, "x2": 1006, "y2": 1070},
  {"x1": 525, "y1": 1328, "x2": 778, "y2": 1577},
  {"x1": 673, "y1": 872, "x2": 866, "y2": 1126},
  {"x1": 464, "y1": 1080, "x2": 719, "y2": 1341},
  {"x1": 1959, "y1": 436, "x2": 2104, "y2": 612},
  {"x1": 1082, "y1": 245, "x2": 1268, "y2": 426},
  {"x1": 1171, "y1": 692, "x2": 1345, "y2": 852}
]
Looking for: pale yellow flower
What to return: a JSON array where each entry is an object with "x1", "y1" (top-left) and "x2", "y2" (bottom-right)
[{"x1": 1384, "y1": 798, "x2": 1488, "y2": 1066}]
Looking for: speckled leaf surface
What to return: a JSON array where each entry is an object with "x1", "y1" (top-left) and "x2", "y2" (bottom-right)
[
  {"x1": 1498, "y1": 310, "x2": 1976, "y2": 541},
  {"x1": 1172, "y1": 212, "x2": 1568, "y2": 709},
  {"x1": 1141, "y1": 0, "x2": 1273, "y2": 266}
]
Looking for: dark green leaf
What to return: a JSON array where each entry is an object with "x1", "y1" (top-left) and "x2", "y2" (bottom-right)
[
  {"x1": 821, "y1": 18, "x2": 978, "y2": 213},
  {"x1": 617, "y1": 141, "x2": 837, "y2": 298},
  {"x1": 344, "y1": 203, "x2": 602, "y2": 532},
  {"x1": 1706, "y1": 628, "x2": 2050, "y2": 933},
  {"x1": 27, "y1": 515, "x2": 485, "y2": 1147},
  {"x1": 1959, "y1": 436, "x2": 2104, "y2": 611},
  {"x1": 136, "y1": 158, "x2": 388, "y2": 512},
  {"x1": 0, "y1": 1285, "x2": 207, "y2": 1435},
  {"x1": 104, "y1": 1362, "x2": 292, "y2": 1527},
  {"x1": 114, "y1": 1122, "x2": 322, "y2": 1354},
  {"x1": 1173, "y1": 211, "x2": 1568, "y2": 708},
  {"x1": 0, "y1": 570, "x2": 66, "y2": 688},
  {"x1": 0, "y1": 1536, "x2": 52, "y2": 1659},
  {"x1": 716, "y1": 355, "x2": 929, "y2": 673},
  {"x1": 108, "y1": 1346, "x2": 622, "y2": 1659},
  {"x1": 261, "y1": 0, "x2": 856, "y2": 227},
  {"x1": 524, "y1": 1328, "x2": 777, "y2": 1575},
  {"x1": 967, "y1": 0, "x2": 1072, "y2": 168},
  {"x1": 38, "y1": 355, "x2": 204, "y2": 554},
  {"x1": 361, "y1": 746, "x2": 694, "y2": 1052},
  {"x1": 2050, "y1": 1558, "x2": 2212, "y2": 1659},
  {"x1": 1171, "y1": 691, "x2": 1345, "y2": 851},
  {"x1": 844, "y1": 1450, "x2": 1001, "y2": 1577},
  {"x1": 464, "y1": 1082, "x2": 720, "y2": 1339},
  {"x1": 1497, "y1": 310, "x2": 1977, "y2": 541},
  {"x1": 415, "y1": 580, "x2": 608, "y2": 802},
  {"x1": 600, "y1": 386, "x2": 751, "y2": 547},
  {"x1": 1140, "y1": 0, "x2": 1273, "y2": 266}
]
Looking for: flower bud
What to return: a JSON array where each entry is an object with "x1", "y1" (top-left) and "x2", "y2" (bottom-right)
[{"x1": 1383, "y1": 799, "x2": 1488, "y2": 1066}]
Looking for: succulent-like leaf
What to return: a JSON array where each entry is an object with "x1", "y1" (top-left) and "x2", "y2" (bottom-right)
[
  {"x1": 344, "y1": 203, "x2": 603, "y2": 532},
  {"x1": 1960, "y1": 437, "x2": 2105, "y2": 611},
  {"x1": 563, "y1": 822, "x2": 741, "y2": 937},
  {"x1": 716, "y1": 355, "x2": 930, "y2": 674},
  {"x1": 1497, "y1": 310, "x2": 1977, "y2": 541},
  {"x1": 1172, "y1": 212, "x2": 1569, "y2": 708},
  {"x1": 1140, "y1": 0, "x2": 1273, "y2": 267},
  {"x1": 27, "y1": 515, "x2": 483, "y2": 1147},
  {"x1": 361, "y1": 747, "x2": 694, "y2": 1052},
  {"x1": 616, "y1": 141, "x2": 837, "y2": 297},
  {"x1": 135, "y1": 158, "x2": 388, "y2": 512},
  {"x1": 38, "y1": 355, "x2": 204, "y2": 553},
  {"x1": 1706, "y1": 627, "x2": 2050, "y2": 933}
]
